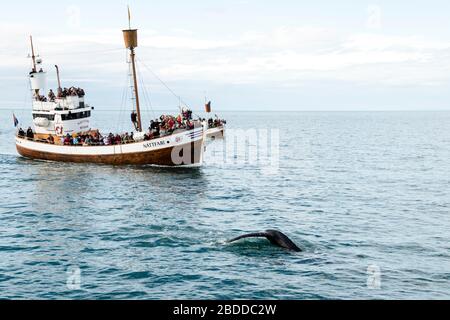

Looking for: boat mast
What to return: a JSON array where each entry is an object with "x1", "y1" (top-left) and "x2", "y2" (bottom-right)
[
  {"x1": 30, "y1": 36, "x2": 37, "y2": 73},
  {"x1": 122, "y1": 7, "x2": 142, "y2": 132},
  {"x1": 29, "y1": 35, "x2": 41, "y2": 97}
]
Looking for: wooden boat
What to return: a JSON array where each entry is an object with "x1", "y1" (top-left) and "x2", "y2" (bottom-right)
[
  {"x1": 16, "y1": 127, "x2": 204, "y2": 166},
  {"x1": 15, "y1": 12, "x2": 206, "y2": 166}
]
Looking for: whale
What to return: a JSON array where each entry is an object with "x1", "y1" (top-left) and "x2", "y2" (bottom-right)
[{"x1": 227, "y1": 230, "x2": 302, "y2": 252}]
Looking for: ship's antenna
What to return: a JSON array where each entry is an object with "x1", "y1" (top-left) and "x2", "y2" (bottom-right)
[
  {"x1": 128, "y1": 5, "x2": 131, "y2": 30},
  {"x1": 30, "y1": 35, "x2": 37, "y2": 72},
  {"x1": 122, "y1": 6, "x2": 143, "y2": 132},
  {"x1": 55, "y1": 65, "x2": 62, "y2": 91}
]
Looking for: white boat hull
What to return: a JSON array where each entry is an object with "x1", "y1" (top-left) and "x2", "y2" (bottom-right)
[
  {"x1": 16, "y1": 127, "x2": 205, "y2": 166},
  {"x1": 206, "y1": 126, "x2": 225, "y2": 139}
]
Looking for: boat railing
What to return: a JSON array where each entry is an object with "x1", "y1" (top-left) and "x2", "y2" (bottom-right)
[
  {"x1": 208, "y1": 124, "x2": 225, "y2": 129},
  {"x1": 16, "y1": 126, "x2": 201, "y2": 147},
  {"x1": 32, "y1": 101, "x2": 56, "y2": 112},
  {"x1": 17, "y1": 136, "x2": 54, "y2": 144}
]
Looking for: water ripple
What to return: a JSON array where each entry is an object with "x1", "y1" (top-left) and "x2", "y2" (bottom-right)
[{"x1": 1, "y1": 111, "x2": 449, "y2": 299}]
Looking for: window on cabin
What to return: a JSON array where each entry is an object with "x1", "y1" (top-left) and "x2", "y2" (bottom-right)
[
  {"x1": 61, "y1": 111, "x2": 91, "y2": 121},
  {"x1": 32, "y1": 114, "x2": 55, "y2": 121}
]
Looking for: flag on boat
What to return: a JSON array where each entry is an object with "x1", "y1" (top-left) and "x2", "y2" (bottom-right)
[
  {"x1": 13, "y1": 113, "x2": 19, "y2": 127},
  {"x1": 205, "y1": 101, "x2": 212, "y2": 113}
]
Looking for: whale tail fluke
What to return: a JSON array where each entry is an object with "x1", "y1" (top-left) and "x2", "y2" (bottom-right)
[
  {"x1": 227, "y1": 232, "x2": 268, "y2": 243},
  {"x1": 227, "y1": 230, "x2": 302, "y2": 252}
]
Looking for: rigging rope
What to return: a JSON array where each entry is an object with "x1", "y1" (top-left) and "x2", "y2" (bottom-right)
[
  {"x1": 137, "y1": 58, "x2": 209, "y2": 121},
  {"x1": 118, "y1": 71, "x2": 130, "y2": 133},
  {"x1": 136, "y1": 58, "x2": 190, "y2": 109},
  {"x1": 116, "y1": 51, "x2": 132, "y2": 133},
  {"x1": 136, "y1": 62, "x2": 156, "y2": 123}
]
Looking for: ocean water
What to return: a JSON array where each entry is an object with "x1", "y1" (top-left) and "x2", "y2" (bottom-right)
[{"x1": 0, "y1": 109, "x2": 449, "y2": 300}]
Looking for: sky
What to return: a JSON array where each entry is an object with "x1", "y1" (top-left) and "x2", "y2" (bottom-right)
[{"x1": 1, "y1": 0, "x2": 450, "y2": 111}]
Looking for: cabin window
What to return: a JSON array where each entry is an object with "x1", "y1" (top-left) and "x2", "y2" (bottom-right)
[
  {"x1": 33, "y1": 114, "x2": 55, "y2": 121},
  {"x1": 61, "y1": 111, "x2": 91, "y2": 121}
]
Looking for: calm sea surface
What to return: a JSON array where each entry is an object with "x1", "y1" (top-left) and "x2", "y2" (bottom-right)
[{"x1": 0, "y1": 109, "x2": 449, "y2": 300}]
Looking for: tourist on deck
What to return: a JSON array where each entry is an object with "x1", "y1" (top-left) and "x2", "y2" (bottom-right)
[
  {"x1": 93, "y1": 134, "x2": 101, "y2": 145},
  {"x1": 115, "y1": 134, "x2": 121, "y2": 145},
  {"x1": 131, "y1": 111, "x2": 138, "y2": 130},
  {"x1": 36, "y1": 95, "x2": 47, "y2": 102},
  {"x1": 176, "y1": 114, "x2": 183, "y2": 127},
  {"x1": 123, "y1": 132, "x2": 131, "y2": 143},
  {"x1": 186, "y1": 120, "x2": 194, "y2": 130},
  {"x1": 26, "y1": 127, "x2": 34, "y2": 140},
  {"x1": 64, "y1": 134, "x2": 71, "y2": 145},
  {"x1": 159, "y1": 116, "x2": 166, "y2": 131},
  {"x1": 68, "y1": 87, "x2": 76, "y2": 97},
  {"x1": 47, "y1": 135, "x2": 55, "y2": 144},
  {"x1": 83, "y1": 136, "x2": 91, "y2": 146},
  {"x1": 77, "y1": 88, "x2": 85, "y2": 97},
  {"x1": 105, "y1": 133, "x2": 113, "y2": 145},
  {"x1": 149, "y1": 120, "x2": 159, "y2": 136},
  {"x1": 144, "y1": 132, "x2": 154, "y2": 141},
  {"x1": 182, "y1": 108, "x2": 193, "y2": 121},
  {"x1": 155, "y1": 122, "x2": 161, "y2": 136},
  {"x1": 18, "y1": 128, "x2": 25, "y2": 138},
  {"x1": 48, "y1": 89, "x2": 56, "y2": 102},
  {"x1": 167, "y1": 117, "x2": 175, "y2": 132}
]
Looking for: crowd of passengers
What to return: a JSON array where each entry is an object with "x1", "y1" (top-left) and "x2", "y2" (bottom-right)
[
  {"x1": 34, "y1": 87, "x2": 86, "y2": 102},
  {"x1": 132, "y1": 109, "x2": 195, "y2": 133},
  {"x1": 207, "y1": 117, "x2": 226, "y2": 129},
  {"x1": 17, "y1": 109, "x2": 203, "y2": 146},
  {"x1": 18, "y1": 127, "x2": 35, "y2": 140},
  {"x1": 61, "y1": 132, "x2": 133, "y2": 146}
]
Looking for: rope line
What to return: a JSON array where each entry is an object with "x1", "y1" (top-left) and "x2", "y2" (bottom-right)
[
  {"x1": 136, "y1": 58, "x2": 190, "y2": 109},
  {"x1": 136, "y1": 62, "x2": 156, "y2": 124}
]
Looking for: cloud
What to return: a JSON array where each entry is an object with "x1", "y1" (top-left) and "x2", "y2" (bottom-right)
[
  {"x1": 2, "y1": 22, "x2": 450, "y2": 93},
  {"x1": 343, "y1": 33, "x2": 450, "y2": 51},
  {"x1": 147, "y1": 29, "x2": 450, "y2": 88}
]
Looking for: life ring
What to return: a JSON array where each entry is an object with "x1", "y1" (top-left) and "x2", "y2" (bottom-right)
[
  {"x1": 55, "y1": 126, "x2": 63, "y2": 135},
  {"x1": 33, "y1": 117, "x2": 50, "y2": 127}
]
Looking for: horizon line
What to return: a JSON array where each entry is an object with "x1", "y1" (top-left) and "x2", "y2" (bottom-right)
[{"x1": 1, "y1": 106, "x2": 450, "y2": 113}]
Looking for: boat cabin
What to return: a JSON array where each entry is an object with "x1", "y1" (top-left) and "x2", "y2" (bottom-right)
[{"x1": 29, "y1": 57, "x2": 92, "y2": 136}]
